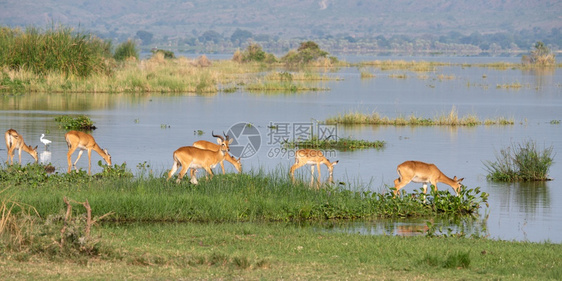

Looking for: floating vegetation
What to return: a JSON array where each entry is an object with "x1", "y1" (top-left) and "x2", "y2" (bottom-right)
[
  {"x1": 484, "y1": 139, "x2": 554, "y2": 182},
  {"x1": 54, "y1": 115, "x2": 96, "y2": 130},
  {"x1": 325, "y1": 107, "x2": 514, "y2": 126},
  {"x1": 389, "y1": 73, "x2": 407, "y2": 79},
  {"x1": 283, "y1": 136, "x2": 385, "y2": 151},
  {"x1": 359, "y1": 60, "x2": 449, "y2": 72},
  {"x1": 436, "y1": 74, "x2": 455, "y2": 80},
  {"x1": 264, "y1": 71, "x2": 339, "y2": 81},
  {"x1": 245, "y1": 81, "x2": 329, "y2": 92},
  {"x1": 550, "y1": 120, "x2": 561, "y2": 125},
  {"x1": 360, "y1": 71, "x2": 376, "y2": 78},
  {"x1": 496, "y1": 82, "x2": 525, "y2": 89}
]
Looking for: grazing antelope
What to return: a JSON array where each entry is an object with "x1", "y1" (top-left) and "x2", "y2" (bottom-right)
[
  {"x1": 65, "y1": 130, "x2": 112, "y2": 175},
  {"x1": 167, "y1": 134, "x2": 233, "y2": 184},
  {"x1": 393, "y1": 160, "x2": 464, "y2": 196},
  {"x1": 289, "y1": 149, "x2": 338, "y2": 188},
  {"x1": 5, "y1": 129, "x2": 38, "y2": 165},
  {"x1": 192, "y1": 132, "x2": 242, "y2": 174}
]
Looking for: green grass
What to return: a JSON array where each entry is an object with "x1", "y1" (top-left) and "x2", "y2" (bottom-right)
[
  {"x1": 1, "y1": 163, "x2": 487, "y2": 222},
  {"x1": 1, "y1": 221, "x2": 561, "y2": 280},
  {"x1": 2, "y1": 164, "x2": 559, "y2": 280}
]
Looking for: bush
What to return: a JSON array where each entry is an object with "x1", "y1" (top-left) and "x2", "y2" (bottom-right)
[
  {"x1": 232, "y1": 43, "x2": 277, "y2": 63},
  {"x1": 484, "y1": 140, "x2": 554, "y2": 181},
  {"x1": 114, "y1": 40, "x2": 139, "y2": 61},
  {"x1": 281, "y1": 41, "x2": 329, "y2": 66},
  {"x1": 151, "y1": 49, "x2": 175, "y2": 59},
  {"x1": 528, "y1": 41, "x2": 556, "y2": 65}
]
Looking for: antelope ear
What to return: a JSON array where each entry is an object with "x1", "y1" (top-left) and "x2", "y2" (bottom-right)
[
  {"x1": 216, "y1": 138, "x2": 223, "y2": 145},
  {"x1": 33, "y1": 145, "x2": 38, "y2": 150},
  {"x1": 228, "y1": 138, "x2": 234, "y2": 144},
  {"x1": 333, "y1": 160, "x2": 339, "y2": 165},
  {"x1": 458, "y1": 177, "x2": 464, "y2": 182}
]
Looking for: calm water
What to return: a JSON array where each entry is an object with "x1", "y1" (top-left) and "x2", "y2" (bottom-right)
[{"x1": 1, "y1": 58, "x2": 561, "y2": 242}]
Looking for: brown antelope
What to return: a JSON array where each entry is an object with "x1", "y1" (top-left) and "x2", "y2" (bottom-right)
[
  {"x1": 393, "y1": 160, "x2": 464, "y2": 196},
  {"x1": 167, "y1": 134, "x2": 233, "y2": 184},
  {"x1": 192, "y1": 132, "x2": 242, "y2": 174},
  {"x1": 65, "y1": 130, "x2": 112, "y2": 175},
  {"x1": 5, "y1": 129, "x2": 38, "y2": 165},
  {"x1": 289, "y1": 149, "x2": 338, "y2": 188}
]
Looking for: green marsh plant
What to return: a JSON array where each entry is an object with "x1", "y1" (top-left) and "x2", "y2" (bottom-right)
[
  {"x1": 484, "y1": 139, "x2": 554, "y2": 182},
  {"x1": 54, "y1": 115, "x2": 96, "y2": 130},
  {"x1": 283, "y1": 136, "x2": 385, "y2": 151}
]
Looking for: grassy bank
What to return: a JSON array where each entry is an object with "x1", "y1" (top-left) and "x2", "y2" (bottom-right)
[
  {"x1": 1, "y1": 163, "x2": 487, "y2": 222},
  {"x1": 1, "y1": 222, "x2": 560, "y2": 280}
]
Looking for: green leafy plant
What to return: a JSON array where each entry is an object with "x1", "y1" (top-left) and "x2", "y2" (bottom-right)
[{"x1": 54, "y1": 115, "x2": 96, "y2": 130}]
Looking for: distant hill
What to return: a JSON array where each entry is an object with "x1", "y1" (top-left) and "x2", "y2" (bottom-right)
[{"x1": 1, "y1": 0, "x2": 561, "y2": 54}]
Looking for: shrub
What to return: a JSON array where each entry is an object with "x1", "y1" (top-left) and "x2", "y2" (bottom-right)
[
  {"x1": 527, "y1": 41, "x2": 556, "y2": 65},
  {"x1": 114, "y1": 39, "x2": 139, "y2": 61},
  {"x1": 233, "y1": 43, "x2": 277, "y2": 63},
  {"x1": 281, "y1": 41, "x2": 330, "y2": 66},
  {"x1": 484, "y1": 139, "x2": 554, "y2": 181},
  {"x1": 151, "y1": 48, "x2": 175, "y2": 59}
]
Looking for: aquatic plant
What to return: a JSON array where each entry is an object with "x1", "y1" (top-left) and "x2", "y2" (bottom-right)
[
  {"x1": 283, "y1": 136, "x2": 385, "y2": 151},
  {"x1": 484, "y1": 139, "x2": 554, "y2": 182},
  {"x1": 54, "y1": 115, "x2": 96, "y2": 130}
]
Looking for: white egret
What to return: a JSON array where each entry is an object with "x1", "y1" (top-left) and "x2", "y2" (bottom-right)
[{"x1": 40, "y1": 133, "x2": 52, "y2": 150}]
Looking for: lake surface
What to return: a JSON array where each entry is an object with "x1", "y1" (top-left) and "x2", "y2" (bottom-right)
[{"x1": 1, "y1": 57, "x2": 561, "y2": 242}]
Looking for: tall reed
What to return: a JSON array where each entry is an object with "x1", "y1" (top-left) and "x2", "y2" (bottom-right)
[{"x1": 0, "y1": 25, "x2": 112, "y2": 77}]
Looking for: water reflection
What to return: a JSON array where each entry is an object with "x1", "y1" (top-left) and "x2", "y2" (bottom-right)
[
  {"x1": 39, "y1": 151, "x2": 52, "y2": 164},
  {"x1": 317, "y1": 216, "x2": 489, "y2": 238},
  {"x1": 493, "y1": 181, "x2": 551, "y2": 216},
  {"x1": 521, "y1": 67, "x2": 557, "y2": 91},
  {"x1": 0, "y1": 92, "x2": 151, "y2": 111}
]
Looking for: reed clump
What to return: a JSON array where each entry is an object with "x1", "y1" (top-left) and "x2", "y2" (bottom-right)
[
  {"x1": 0, "y1": 25, "x2": 112, "y2": 78},
  {"x1": 484, "y1": 140, "x2": 554, "y2": 182}
]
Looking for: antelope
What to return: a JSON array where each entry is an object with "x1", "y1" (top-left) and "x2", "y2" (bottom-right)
[
  {"x1": 393, "y1": 160, "x2": 464, "y2": 196},
  {"x1": 5, "y1": 129, "x2": 38, "y2": 165},
  {"x1": 167, "y1": 134, "x2": 233, "y2": 184},
  {"x1": 289, "y1": 149, "x2": 338, "y2": 188},
  {"x1": 192, "y1": 132, "x2": 242, "y2": 174},
  {"x1": 65, "y1": 130, "x2": 112, "y2": 175}
]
